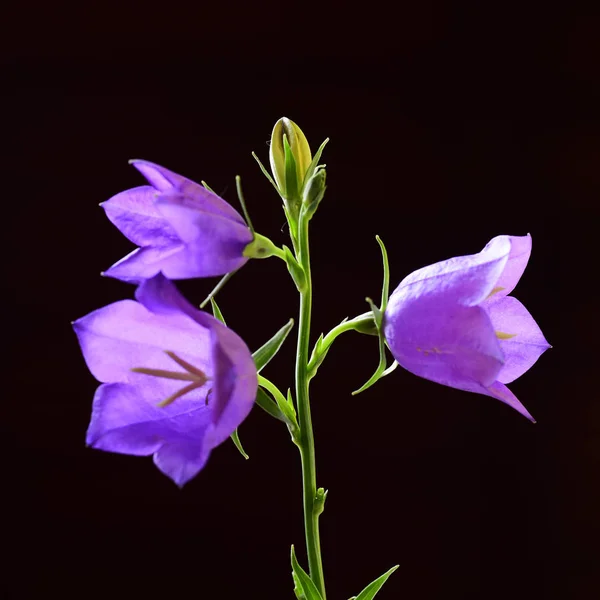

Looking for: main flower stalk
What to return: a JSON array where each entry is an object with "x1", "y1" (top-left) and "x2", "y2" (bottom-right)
[{"x1": 295, "y1": 209, "x2": 326, "y2": 599}]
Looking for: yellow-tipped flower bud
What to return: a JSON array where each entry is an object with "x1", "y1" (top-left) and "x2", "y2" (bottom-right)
[{"x1": 269, "y1": 117, "x2": 312, "y2": 199}]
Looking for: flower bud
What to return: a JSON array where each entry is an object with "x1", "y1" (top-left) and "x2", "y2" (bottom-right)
[
  {"x1": 269, "y1": 117, "x2": 312, "y2": 199},
  {"x1": 302, "y1": 168, "x2": 326, "y2": 219}
]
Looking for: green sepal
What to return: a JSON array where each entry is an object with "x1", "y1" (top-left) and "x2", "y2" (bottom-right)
[
  {"x1": 201, "y1": 180, "x2": 216, "y2": 194},
  {"x1": 352, "y1": 236, "x2": 393, "y2": 394},
  {"x1": 303, "y1": 138, "x2": 329, "y2": 190},
  {"x1": 200, "y1": 271, "x2": 237, "y2": 309},
  {"x1": 350, "y1": 565, "x2": 399, "y2": 600},
  {"x1": 283, "y1": 245, "x2": 307, "y2": 292},
  {"x1": 381, "y1": 360, "x2": 398, "y2": 377},
  {"x1": 284, "y1": 135, "x2": 300, "y2": 208},
  {"x1": 291, "y1": 545, "x2": 324, "y2": 600},
  {"x1": 252, "y1": 318, "x2": 295, "y2": 372},
  {"x1": 352, "y1": 302, "x2": 387, "y2": 396},
  {"x1": 376, "y1": 235, "x2": 390, "y2": 312},
  {"x1": 235, "y1": 175, "x2": 254, "y2": 233},
  {"x1": 252, "y1": 151, "x2": 280, "y2": 193},
  {"x1": 230, "y1": 428, "x2": 249, "y2": 460}
]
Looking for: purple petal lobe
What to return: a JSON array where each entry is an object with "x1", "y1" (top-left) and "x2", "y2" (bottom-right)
[
  {"x1": 134, "y1": 276, "x2": 258, "y2": 447},
  {"x1": 86, "y1": 384, "x2": 165, "y2": 455},
  {"x1": 103, "y1": 244, "x2": 189, "y2": 284},
  {"x1": 101, "y1": 186, "x2": 179, "y2": 246},
  {"x1": 207, "y1": 321, "x2": 258, "y2": 447},
  {"x1": 87, "y1": 382, "x2": 213, "y2": 486},
  {"x1": 484, "y1": 295, "x2": 551, "y2": 383},
  {"x1": 72, "y1": 297, "x2": 212, "y2": 384},
  {"x1": 155, "y1": 194, "x2": 252, "y2": 276},
  {"x1": 487, "y1": 234, "x2": 532, "y2": 299},
  {"x1": 131, "y1": 160, "x2": 246, "y2": 224},
  {"x1": 483, "y1": 381, "x2": 535, "y2": 422},
  {"x1": 153, "y1": 440, "x2": 212, "y2": 488},
  {"x1": 392, "y1": 235, "x2": 511, "y2": 308},
  {"x1": 384, "y1": 298, "x2": 504, "y2": 389}
]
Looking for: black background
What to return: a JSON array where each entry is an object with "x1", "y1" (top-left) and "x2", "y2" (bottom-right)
[{"x1": 4, "y1": 2, "x2": 596, "y2": 599}]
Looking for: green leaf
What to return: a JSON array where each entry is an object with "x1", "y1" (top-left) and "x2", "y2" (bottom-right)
[
  {"x1": 255, "y1": 386, "x2": 287, "y2": 423},
  {"x1": 252, "y1": 318, "x2": 295, "y2": 372},
  {"x1": 283, "y1": 245, "x2": 307, "y2": 292},
  {"x1": 258, "y1": 377, "x2": 299, "y2": 436},
  {"x1": 229, "y1": 428, "x2": 249, "y2": 460},
  {"x1": 210, "y1": 297, "x2": 226, "y2": 325},
  {"x1": 303, "y1": 138, "x2": 329, "y2": 190},
  {"x1": 352, "y1": 565, "x2": 399, "y2": 600},
  {"x1": 291, "y1": 545, "x2": 324, "y2": 600}
]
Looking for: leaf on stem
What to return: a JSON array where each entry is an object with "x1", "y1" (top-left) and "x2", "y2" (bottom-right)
[
  {"x1": 291, "y1": 545, "x2": 324, "y2": 600},
  {"x1": 252, "y1": 318, "x2": 295, "y2": 372},
  {"x1": 351, "y1": 565, "x2": 399, "y2": 600},
  {"x1": 230, "y1": 428, "x2": 249, "y2": 460}
]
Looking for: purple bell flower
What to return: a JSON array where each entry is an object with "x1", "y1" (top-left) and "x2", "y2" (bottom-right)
[
  {"x1": 383, "y1": 234, "x2": 550, "y2": 421},
  {"x1": 72, "y1": 274, "x2": 258, "y2": 486},
  {"x1": 102, "y1": 160, "x2": 254, "y2": 283}
]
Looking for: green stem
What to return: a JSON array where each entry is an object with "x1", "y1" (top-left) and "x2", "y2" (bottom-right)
[
  {"x1": 306, "y1": 312, "x2": 375, "y2": 375},
  {"x1": 295, "y1": 208, "x2": 326, "y2": 599}
]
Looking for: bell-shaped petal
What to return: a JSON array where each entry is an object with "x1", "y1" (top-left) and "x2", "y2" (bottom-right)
[
  {"x1": 384, "y1": 234, "x2": 549, "y2": 421},
  {"x1": 102, "y1": 161, "x2": 253, "y2": 283},
  {"x1": 384, "y1": 298, "x2": 504, "y2": 390},
  {"x1": 393, "y1": 235, "x2": 511, "y2": 308},
  {"x1": 485, "y1": 234, "x2": 532, "y2": 300},
  {"x1": 483, "y1": 381, "x2": 535, "y2": 422},
  {"x1": 72, "y1": 274, "x2": 258, "y2": 486},
  {"x1": 484, "y1": 296, "x2": 551, "y2": 384},
  {"x1": 131, "y1": 160, "x2": 246, "y2": 224},
  {"x1": 101, "y1": 186, "x2": 179, "y2": 247}
]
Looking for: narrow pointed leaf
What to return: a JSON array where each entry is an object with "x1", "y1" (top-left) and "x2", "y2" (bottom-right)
[
  {"x1": 255, "y1": 386, "x2": 287, "y2": 423},
  {"x1": 230, "y1": 428, "x2": 249, "y2": 460},
  {"x1": 291, "y1": 545, "x2": 324, "y2": 600},
  {"x1": 283, "y1": 245, "x2": 307, "y2": 292},
  {"x1": 252, "y1": 318, "x2": 295, "y2": 372},
  {"x1": 210, "y1": 297, "x2": 226, "y2": 325},
  {"x1": 353, "y1": 565, "x2": 399, "y2": 600}
]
